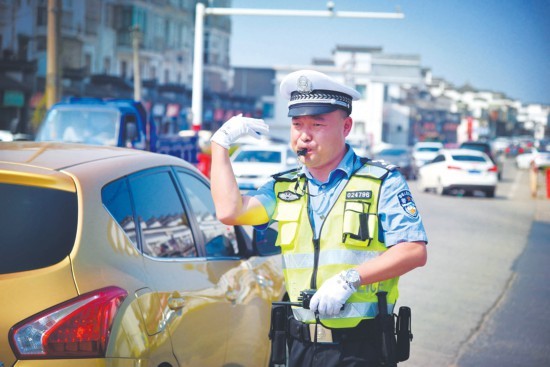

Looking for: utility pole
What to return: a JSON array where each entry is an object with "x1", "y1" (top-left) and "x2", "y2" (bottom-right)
[
  {"x1": 191, "y1": 3, "x2": 404, "y2": 131},
  {"x1": 46, "y1": 0, "x2": 61, "y2": 108},
  {"x1": 130, "y1": 25, "x2": 142, "y2": 101}
]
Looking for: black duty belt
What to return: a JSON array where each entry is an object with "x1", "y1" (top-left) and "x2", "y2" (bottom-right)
[{"x1": 288, "y1": 317, "x2": 377, "y2": 344}]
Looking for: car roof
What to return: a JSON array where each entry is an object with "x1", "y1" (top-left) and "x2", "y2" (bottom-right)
[
  {"x1": 0, "y1": 142, "x2": 152, "y2": 170},
  {"x1": 1, "y1": 142, "x2": 199, "y2": 191},
  {"x1": 0, "y1": 142, "x2": 194, "y2": 170},
  {"x1": 443, "y1": 148, "x2": 488, "y2": 157}
]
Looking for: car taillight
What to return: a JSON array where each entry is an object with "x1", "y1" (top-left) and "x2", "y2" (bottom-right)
[
  {"x1": 447, "y1": 165, "x2": 462, "y2": 170},
  {"x1": 488, "y1": 165, "x2": 498, "y2": 172},
  {"x1": 9, "y1": 286, "x2": 127, "y2": 359}
]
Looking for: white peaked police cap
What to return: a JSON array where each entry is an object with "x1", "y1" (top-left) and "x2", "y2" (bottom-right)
[{"x1": 279, "y1": 69, "x2": 361, "y2": 117}]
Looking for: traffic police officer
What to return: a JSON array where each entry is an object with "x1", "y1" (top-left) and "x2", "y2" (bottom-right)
[{"x1": 210, "y1": 69, "x2": 428, "y2": 366}]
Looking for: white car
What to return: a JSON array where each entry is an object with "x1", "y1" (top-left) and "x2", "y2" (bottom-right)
[
  {"x1": 231, "y1": 144, "x2": 299, "y2": 191},
  {"x1": 412, "y1": 142, "x2": 444, "y2": 167},
  {"x1": 417, "y1": 149, "x2": 498, "y2": 197},
  {"x1": 516, "y1": 147, "x2": 550, "y2": 170}
]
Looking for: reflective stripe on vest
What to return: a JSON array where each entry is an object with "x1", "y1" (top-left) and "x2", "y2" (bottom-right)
[
  {"x1": 273, "y1": 161, "x2": 400, "y2": 328},
  {"x1": 283, "y1": 249, "x2": 383, "y2": 269},
  {"x1": 293, "y1": 301, "x2": 395, "y2": 324}
]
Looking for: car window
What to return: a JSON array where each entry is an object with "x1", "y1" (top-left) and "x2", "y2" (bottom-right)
[
  {"x1": 460, "y1": 143, "x2": 489, "y2": 153},
  {"x1": 102, "y1": 179, "x2": 138, "y2": 245},
  {"x1": 233, "y1": 150, "x2": 282, "y2": 163},
  {"x1": 452, "y1": 154, "x2": 487, "y2": 162},
  {"x1": 130, "y1": 170, "x2": 198, "y2": 258},
  {"x1": 1, "y1": 183, "x2": 78, "y2": 274},
  {"x1": 176, "y1": 170, "x2": 239, "y2": 257},
  {"x1": 416, "y1": 147, "x2": 440, "y2": 152}
]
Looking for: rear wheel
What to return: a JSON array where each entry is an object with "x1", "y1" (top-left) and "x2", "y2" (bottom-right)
[{"x1": 486, "y1": 187, "x2": 496, "y2": 198}]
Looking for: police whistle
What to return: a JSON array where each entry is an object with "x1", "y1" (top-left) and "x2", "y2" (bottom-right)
[{"x1": 297, "y1": 148, "x2": 307, "y2": 156}]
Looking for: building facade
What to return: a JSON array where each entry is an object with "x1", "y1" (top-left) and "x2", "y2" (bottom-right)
[
  {"x1": 0, "y1": 1, "x2": 547, "y2": 143},
  {"x1": 0, "y1": 0, "x2": 239, "y2": 135},
  {"x1": 256, "y1": 46, "x2": 425, "y2": 147}
]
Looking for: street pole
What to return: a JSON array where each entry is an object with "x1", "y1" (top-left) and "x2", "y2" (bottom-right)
[
  {"x1": 191, "y1": 2, "x2": 206, "y2": 131},
  {"x1": 190, "y1": 4, "x2": 404, "y2": 131},
  {"x1": 46, "y1": 0, "x2": 61, "y2": 108},
  {"x1": 131, "y1": 25, "x2": 142, "y2": 102}
]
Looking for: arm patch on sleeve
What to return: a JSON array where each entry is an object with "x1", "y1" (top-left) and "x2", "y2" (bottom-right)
[{"x1": 397, "y1": 190, "x2": 419, "y2": 218}]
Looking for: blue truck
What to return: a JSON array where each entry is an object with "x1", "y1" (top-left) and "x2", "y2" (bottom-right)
[{"x1": 35, "y1": 98, "x2": 199, "y2": 164}]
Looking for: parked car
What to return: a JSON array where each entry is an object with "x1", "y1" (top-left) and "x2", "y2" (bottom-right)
[
  {"x1": 417, "y1": 149, "x2": 498, "y2": 197},
  {"x1": 231, "y1": 143, "x2": 299, "y2": 190},
  {"x1": 516, "y1": 145, "x2": 550, "y2": 170},
  {"x1": 412, "y1": 141, "x2": 444, "y2": 167},
  {"x1": 0, "y1": 142, "x2": 284, "y2": 367},
  {"x1": 373, "y1": 145, "x2": 416, "y2": 180},
  {"x1": 459, "y1": 141, "x2": 503, "y2": 181}
]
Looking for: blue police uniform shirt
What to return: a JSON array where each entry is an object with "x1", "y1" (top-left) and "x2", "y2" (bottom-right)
[{"x1": 250, "y1": 145, "x2": 428, "y2": 246}]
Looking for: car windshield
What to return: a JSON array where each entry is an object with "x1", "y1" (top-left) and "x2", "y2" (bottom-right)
[
  {"x1": 451, "y1": 154, "x2": 487, "y2": 162},
  {"x1": 233, "y1": 150, "x2": 282, "y2": 163},
  {"x1": 36, "y1": 107, "x2": 119, "y2": 146},
  {"x1": 0, "y1": 183, "x2": 78, "y2": 274}
]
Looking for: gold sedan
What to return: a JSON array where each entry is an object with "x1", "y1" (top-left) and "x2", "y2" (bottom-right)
[{"x1": 0, "y1": 142, "x2": 285, "y2": 367}]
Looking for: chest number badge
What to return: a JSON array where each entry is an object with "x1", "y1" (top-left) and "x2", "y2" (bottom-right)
[{"x1": 346, "y1": 190, "x2": 372, "y2": 200}]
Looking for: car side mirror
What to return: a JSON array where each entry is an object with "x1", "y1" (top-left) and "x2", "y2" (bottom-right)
[{"x1": 253, "y1": 227, "x2": 280, "y2": 256}]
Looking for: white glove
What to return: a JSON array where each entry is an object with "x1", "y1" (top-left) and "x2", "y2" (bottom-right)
[
  {"x1": 210, "y1": 114, "x2": 269, "y2": 149},
  {"x1": 309, "y1": 271, "x2": 355, "y2": 316}
]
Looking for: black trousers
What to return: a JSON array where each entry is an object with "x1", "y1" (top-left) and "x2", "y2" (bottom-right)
[{"x1": 287, "y1": 317, "x2": 383, "y2": 367}]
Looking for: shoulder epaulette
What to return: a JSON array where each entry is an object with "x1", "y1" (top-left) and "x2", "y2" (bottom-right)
[
  {"x1": 272, "y1": 167, "x2": 302, "y2": 182},
  {"x1": 355, "y1": 158, "x2": 396, "y2": 180}
]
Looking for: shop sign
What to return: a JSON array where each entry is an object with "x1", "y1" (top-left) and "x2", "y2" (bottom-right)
[{"x1": 3, "y1": 90, "x2": 24, "y2": 107}]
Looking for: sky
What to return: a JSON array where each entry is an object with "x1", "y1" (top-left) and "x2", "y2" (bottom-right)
[{"x1": 229, "y1": 0, "x2": 550, "y2": 105}]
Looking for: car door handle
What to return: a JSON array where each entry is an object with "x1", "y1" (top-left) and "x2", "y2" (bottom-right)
[{"x1": 168, "y1": 296, "x2": 185, "y2": 310}]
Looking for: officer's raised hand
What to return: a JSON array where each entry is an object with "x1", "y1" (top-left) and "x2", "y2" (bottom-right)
[
  {"x1": 210, "y1": 114, "x2": 269, "y2": 149},
  {"x1": 309, "y1": 271, "x2": 356, "y2": 316}
]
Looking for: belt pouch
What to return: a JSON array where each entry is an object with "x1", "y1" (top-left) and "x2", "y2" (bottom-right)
[
  {"x1": 269, "y1": 305, "x2": 288, "y2": 365},
  {"x1": 396, "y1": 306, "x2": 412, "y2": 362}
]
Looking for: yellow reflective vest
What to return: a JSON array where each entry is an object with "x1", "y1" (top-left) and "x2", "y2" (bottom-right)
[{"x1": 273, "y1": 161, "x2": 399, "y2": 328}]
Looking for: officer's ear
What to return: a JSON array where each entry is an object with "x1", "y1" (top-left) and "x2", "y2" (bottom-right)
[{"x1": 343, "y1": 114, "x2": 353, "y2": 136}]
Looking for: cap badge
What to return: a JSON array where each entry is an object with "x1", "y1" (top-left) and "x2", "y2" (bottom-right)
[{"x1": 297, "y1": 76, "x2": 312, "y2": 94}]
